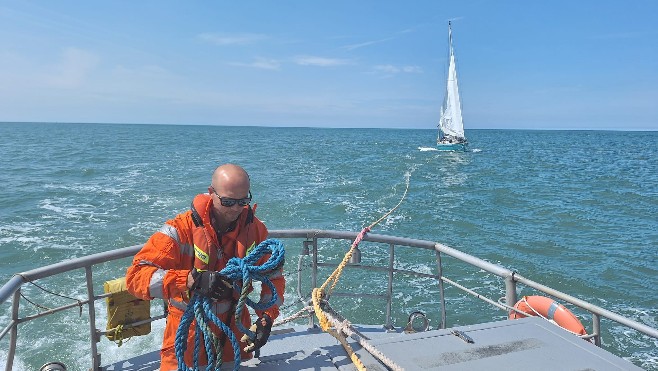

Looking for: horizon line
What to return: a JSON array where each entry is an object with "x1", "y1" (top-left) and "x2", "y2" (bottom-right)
[{"x1": 0, "y1": 121, "x2": 656, "y2": 132}]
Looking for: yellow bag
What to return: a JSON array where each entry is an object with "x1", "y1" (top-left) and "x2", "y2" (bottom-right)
[{"x1": 104, "y1": 277, "x2": 151, "y2": 343}]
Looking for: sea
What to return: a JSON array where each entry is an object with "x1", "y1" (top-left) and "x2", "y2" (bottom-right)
[{"x1": 0, "y1": 122, "x2": 656, "y2": 370}]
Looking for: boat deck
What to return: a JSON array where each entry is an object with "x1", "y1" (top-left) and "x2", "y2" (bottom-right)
[{"x1": 100, "y1": 316, "x2": 641, "y2": 370}]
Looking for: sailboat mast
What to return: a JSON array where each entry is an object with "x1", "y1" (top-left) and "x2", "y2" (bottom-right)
[{"x1": 448, "y1": 21, "x2": 453, "y2": 58}]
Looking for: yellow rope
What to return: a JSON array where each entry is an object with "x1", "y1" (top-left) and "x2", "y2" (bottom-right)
[
  {"x1": 312, "y1": 174, "x2": 411, "y2": 370},
  {"x1": 322, "y1": 177, "x2": 409, "y2": 297},
  {"x1": 107, "y1": 307, "x2": 126, "y2": 346},
  {"x1": 328, "y1": 328, "x2": 366, "y2": 370}
]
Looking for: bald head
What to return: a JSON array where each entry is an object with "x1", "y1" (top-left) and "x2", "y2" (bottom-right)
[{"x1": 211, "y1": 164, "x2": 250, "y2": 197}]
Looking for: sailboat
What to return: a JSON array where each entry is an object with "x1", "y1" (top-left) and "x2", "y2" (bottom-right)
[{"x1": 437, "y1": 21, "x2": 468, "y2": 151}]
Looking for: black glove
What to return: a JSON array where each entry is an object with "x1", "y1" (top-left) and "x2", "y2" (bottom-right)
[
  {"x1": 254, "y1": 314, "x2": 273, "y2": 349},
  {"x1": 242, "y1": 314, "x2": 273, "y2": 352},
  {"x1": 190, "y1": 268, "x2": 233, "y2": 301}
]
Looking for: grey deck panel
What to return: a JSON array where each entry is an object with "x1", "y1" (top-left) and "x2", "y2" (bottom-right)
[
  {"x1": 350, "y1": 317, "x2": 643, "y2": 370},
  {"x1": 101, "y1": 317, "x2": 642, "y2": 370}
]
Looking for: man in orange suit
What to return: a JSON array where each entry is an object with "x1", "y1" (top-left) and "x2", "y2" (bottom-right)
[{"x1": 126, "y1": 163, "x2": 284, "y2": 370}]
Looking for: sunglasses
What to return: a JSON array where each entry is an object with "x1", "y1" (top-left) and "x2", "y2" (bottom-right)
[{"x1": 211, "y1": 187, "x2": 252, "y2": 207}]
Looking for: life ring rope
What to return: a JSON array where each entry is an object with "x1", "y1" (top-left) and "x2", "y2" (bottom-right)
[
  {"x1": 518, "y1": 296, "x2": 549, "y2": 320},
  {"x1": 508, "y1": 295, "x2": 588, "y2": 338}
]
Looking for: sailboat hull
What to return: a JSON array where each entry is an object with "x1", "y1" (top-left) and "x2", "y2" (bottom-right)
[{"x1": 436, "y1": 142, "x2": 467, "y2": 151}]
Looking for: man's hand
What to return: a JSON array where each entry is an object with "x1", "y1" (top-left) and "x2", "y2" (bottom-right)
[
  {"x1": 242, "y1": 314, "x2": 273, "y2": 352},
  {"x1": 189, "y1": 268, "x2": 233, "y2": 301}
]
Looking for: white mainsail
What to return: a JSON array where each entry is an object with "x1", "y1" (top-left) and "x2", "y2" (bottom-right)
[{"x1": 438, "y1": 22, "x2": 465, "y2": 141}]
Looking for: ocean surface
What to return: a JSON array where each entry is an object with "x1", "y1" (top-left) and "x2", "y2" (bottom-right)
[{"x1": 0, "y1": 122, "x2": 656, "y2": 370}]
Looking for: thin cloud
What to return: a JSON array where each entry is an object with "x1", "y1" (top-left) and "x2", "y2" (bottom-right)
[
  {"x1": 229, "y1": 57, "x2": 281, "y2": 70},
  {"x1": 293, "y1": 55, "x2": 352, "y2": 67},
  {"x1": 250, "y1": 58, "x2": 280, "y2": 70},
  {"x1": 342, "y1": 37, "x2": 394, "y2": 51},
  {"x1": 341, "y1": 25, "x2": 421, "y2": 51},
  {"x1": 374, "y1": 65, "x2": 399, "y2": 74},
  {"x1": 197, "y1": 32, "x2": 267, "y2": 46},
  {"x1": 373, "y1": 64, "x2": 423, "y2": 74},
  {"x1": 402, "y1": 66, "x2": 422, "y2": 73}
]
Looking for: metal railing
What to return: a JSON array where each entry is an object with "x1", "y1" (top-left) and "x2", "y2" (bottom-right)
[{"x1": 1, "y1": 229, "x2": 657, "y2": 370}]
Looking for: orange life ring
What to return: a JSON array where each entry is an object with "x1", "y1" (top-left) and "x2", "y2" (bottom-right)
[{"x1": 509, "y1": 295, "x2": 587, "y2": 336}]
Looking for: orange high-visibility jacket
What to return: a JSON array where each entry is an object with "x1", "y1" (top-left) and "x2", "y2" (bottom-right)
[{"x1": 126, "y1": 194, "x2": 284, "y2": 370}]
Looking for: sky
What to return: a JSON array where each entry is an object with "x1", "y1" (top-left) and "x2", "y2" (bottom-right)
[{"x1": 1, "y1": 1, "x2": 657, "y2": 130}]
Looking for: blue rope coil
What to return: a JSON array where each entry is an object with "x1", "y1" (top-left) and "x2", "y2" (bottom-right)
[{"x1": 174, "y1": 238, "x2": 285, "y2": 371}]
